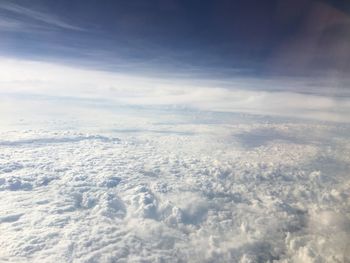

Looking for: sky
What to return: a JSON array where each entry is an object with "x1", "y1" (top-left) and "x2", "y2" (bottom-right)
[
  {"x1": 1, "y1": 0, "x2": 350, "y2": 124},
  {"x1": 1, "y1": 0, "x2": 350, "y2": 77}
]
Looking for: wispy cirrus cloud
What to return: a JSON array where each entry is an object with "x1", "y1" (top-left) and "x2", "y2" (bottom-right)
[
  {"x1": 0, "y1": 2, "x2": 83, "y2": 31},
  {"x1": 0, "y1": 17, "x2": 24, "y2": 31}
]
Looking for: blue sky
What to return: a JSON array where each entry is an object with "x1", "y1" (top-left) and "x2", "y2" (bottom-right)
[{"x1": 1, "y1": 0, "x2": 350, "y2": 78}]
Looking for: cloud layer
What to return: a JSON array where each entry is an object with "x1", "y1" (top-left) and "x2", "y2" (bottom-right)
[
  {"x1": 1, "y1": 57, "x2": 350, "y2": 123},
  {"x1": 0, "y1": 122, "x2": 349, "y2": 262}
]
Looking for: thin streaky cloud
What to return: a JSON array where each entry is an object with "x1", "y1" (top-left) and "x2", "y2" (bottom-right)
[
  {"x1": 0, "y1": 17, "x2": 23, "y2": 31},
  {"x1": 0, "y1": 2, "x2": 83, "y2": 31}
]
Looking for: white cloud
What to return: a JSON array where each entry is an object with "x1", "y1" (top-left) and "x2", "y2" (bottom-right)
[
  {"x1": 0, "y1": 125, "x2": 349, "y2": 262},
  {"x1": 0, "y1": 57, "x2": 350, "y2": 122}
]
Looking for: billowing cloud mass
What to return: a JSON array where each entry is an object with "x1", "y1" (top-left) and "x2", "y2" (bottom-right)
[{"x1": 0, "y1": 123, "x2": 349, "y2": 262}]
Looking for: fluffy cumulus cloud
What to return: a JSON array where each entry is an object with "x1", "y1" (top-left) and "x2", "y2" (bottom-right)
[{"x1": 0, "y1": 122, "x2": 349, "y2": 262}]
